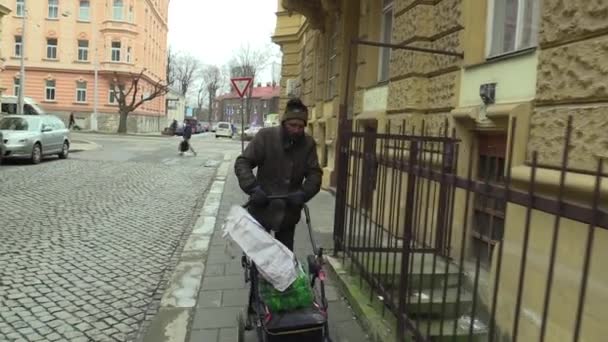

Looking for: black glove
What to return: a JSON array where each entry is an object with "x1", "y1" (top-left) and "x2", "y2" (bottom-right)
[
  {"x1": 287, "y1": 191, "x2": 306, "y2": 206},
  {"x1": 249, "y1": 186, "x2": 269, "y2": 206}
]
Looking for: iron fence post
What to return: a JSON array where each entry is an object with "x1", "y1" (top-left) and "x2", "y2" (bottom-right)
[{"x1": 397, "y1": 140, "x2": 419, "y2": 341}]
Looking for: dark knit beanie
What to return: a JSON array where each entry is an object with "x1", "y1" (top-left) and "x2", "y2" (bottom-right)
[{"x1": 282, "y1": 98, "x2": 308, "y2": 125}]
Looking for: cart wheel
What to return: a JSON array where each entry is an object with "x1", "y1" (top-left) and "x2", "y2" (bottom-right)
[{"x1": 237, "y1": 311, "x2": 245, "y2": 342}]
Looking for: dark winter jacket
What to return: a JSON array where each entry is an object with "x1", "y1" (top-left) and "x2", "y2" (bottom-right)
[
  {"x1": 234, "y1": 125, "x2": 323, "y2": 230},
  {"x1": 183, "y1": 124, "x2": 193, "y2": 139}
]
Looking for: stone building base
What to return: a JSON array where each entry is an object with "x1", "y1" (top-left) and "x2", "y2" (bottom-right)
[{"x1": 53, "y1": 111, "x2": 165, "y2": 134}]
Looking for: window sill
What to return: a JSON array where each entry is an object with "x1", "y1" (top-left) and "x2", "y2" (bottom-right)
[
  {"x1": 465, "y1": 47, "x2": 537, "y2": 70},
  {"x1": 77, "y1": 20, "x2": 91, "y2": 24},
  {"x1": 103, "y1": 19, "x2": 136, "y2": 26},
  {"x1": 42, "y1": 58, "x2": 59, "y2": 62},
  {"x1": 10, "y1": 56, "x2": 26, "y2": 60},
  {"x1": 106, "y1": 103, "x2": 119, "y2": 107},
  {"x1": 103, "y1": 61, "x2": 134, "y2": 66},
  {"x1": 74, "y1": 60, "x2": 91, "y2": 64},
  {"x1": 73, "y1": 102, "x2": 89, "y2": 105},
  {"x1": 42, "y1": 100, "x2": 57, "y2": 103},
  {"x1": 46, "y1": 18, "x2": 59, "y2": 21}
]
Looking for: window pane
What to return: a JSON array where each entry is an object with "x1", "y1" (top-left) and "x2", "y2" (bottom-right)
[
  {"x1": 47, "y1": 38, "x2": 58, "y2": 59},
  {"x1": 518, "y1": 0, "x2": 540, "y2": 49},
  {"x1": 45, "y1": 81, "x2": 56, "y2": 100},
  {"x1": 16, "y1": 0, "x2": 24, "y2": 16},
  {"x1": 113, "y1": 0, "x2": 124, "y2": 20},
  {"x1": 79, "y1": 0, "x2": 90, "y2": 20},
  {"x1": 379, "y1": 8, "x2": 393, "y2": 82},
  {"x1": 489, "y1": 0, "x2": 518, "y2": 56},
  {"x1": 48, "y1": 0, "x2": 59, "y2": 18},
  {"x1": 15, "y1": 36, "x2": 22, "y2": 57},
  {"x1": 14, "y1": 78, "x2": 20, "y2": 96}
]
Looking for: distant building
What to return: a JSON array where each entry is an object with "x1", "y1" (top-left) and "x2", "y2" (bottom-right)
[
  {"x1": 0, "y1": 3, "x2": 11, "y2": 100},
  {"x1": 165, "y1": 88, "x2": 185, "y2": 127},
  {"x1": 214, "y1": 82, "x2": 280, "y2": 126},
  {"x1": 0, "y1": 0, "x2": 169, "y2": 133}
]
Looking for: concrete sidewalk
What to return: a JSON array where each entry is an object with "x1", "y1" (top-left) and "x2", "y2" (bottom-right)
[{"x1": 186, "y1": 170, "x2": 370, "y2": 342}]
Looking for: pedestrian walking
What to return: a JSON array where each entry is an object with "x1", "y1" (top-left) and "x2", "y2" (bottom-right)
[
  {"x1": 234, "y1": 98, "x2": 323, "y2": 251},
  {"x1": 68, "y1": 112, "x2": 76, "y2": 129},
  {"x1": 179, "y1": 121, "x2": 197, "y2": 156},
  {"x1": 170, "y1": 119, "x2": 178, "y2": 134}
]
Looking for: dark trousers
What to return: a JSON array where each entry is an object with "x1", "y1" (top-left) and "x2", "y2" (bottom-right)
[{"x1": 273, "y1": 223, "x2": 296, "y2": 251}]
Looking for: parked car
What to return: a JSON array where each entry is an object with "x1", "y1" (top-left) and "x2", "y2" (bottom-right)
[
  {"x1": 0, "y1": 131, "x2": 4, "y2": 165},
  {"x1": 211, "y1": 122, "x2": 219, "y2": 133},
  {"x1": 215, "y1": 121, "x2": 234, "y2": 139},
  {"x1": 199, "y1": 121, "x2": 210, "y2": 132},
  {"x1": 1, "y1": 95, "x2": 47, "y2": 115},
  {"x1": 174, "y1": 123, "x2": 185, "y2": 136},
  {"x1": 243, "y1": 125, "x2": 262, "y2": 141},
  {"x1": 196, "y1": 121, "x2": 211, "y2": 133},
  {"x1": 0, "y1": 115, "x2": 70, "y2": 164}
]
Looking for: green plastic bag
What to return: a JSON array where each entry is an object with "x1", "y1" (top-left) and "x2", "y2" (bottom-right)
[{"x1": 259, "y1": 263, "x2": 314, "y2": 313}]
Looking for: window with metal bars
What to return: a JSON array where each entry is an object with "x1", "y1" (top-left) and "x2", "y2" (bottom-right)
[{"x1": 472, "y1": 133, "x2": 507, "y2": 267}]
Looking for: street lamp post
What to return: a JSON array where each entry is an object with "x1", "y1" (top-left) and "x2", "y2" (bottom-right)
[
  {"x1": 17, "y1": 3, "x2": 26, "y2": 115},
  {"x1": 90, "y1": 6, "x2": 99, "y2": 131}
]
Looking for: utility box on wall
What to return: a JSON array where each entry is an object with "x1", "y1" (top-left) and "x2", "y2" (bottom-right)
[{"x1": 480, "y1": 83, "x2": 497, "y2": 105}]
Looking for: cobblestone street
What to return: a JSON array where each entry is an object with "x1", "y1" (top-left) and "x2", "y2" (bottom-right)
[{"x1": 0, "y1": 134, "x2": 234, "y2": 341}]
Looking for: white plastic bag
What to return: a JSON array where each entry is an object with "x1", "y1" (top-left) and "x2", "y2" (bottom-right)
[{"x1": 222, "y1": 205, "x2": 298, "y2": 292}]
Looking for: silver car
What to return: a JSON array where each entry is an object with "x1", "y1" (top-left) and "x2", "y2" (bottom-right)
[{"x1": 0, "y1": 115, "x2": 70, "y2": 164}]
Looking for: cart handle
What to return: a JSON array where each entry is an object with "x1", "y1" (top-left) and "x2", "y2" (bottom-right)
[{"x1": 242, "y1": 195, "x2": 321, "y2": 256}]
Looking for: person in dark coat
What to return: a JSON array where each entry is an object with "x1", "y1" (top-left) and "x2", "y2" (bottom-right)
[
  {"x1": 179, "y1": 121, "x2": 197, "y2": 156},
  {"x1": 234, "y1": 98, "x2": 323, "y2": 251},
  {"x1": 68, "y1": 112, "x2": 76, "y2": 129}
]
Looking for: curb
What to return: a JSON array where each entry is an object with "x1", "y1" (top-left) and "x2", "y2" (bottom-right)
[
  {"x1": 74, "y1": 131, "x2": 168, "y2": 138},
  {"x1": 326, "y1": 255, "x2": 397, "y2": 342},
  {"x1": 70, "y1": 140, "x2": 101, "y2": 153},
  {"x1": 138, "y1": 153, "x2": 233, "y2": 342}
]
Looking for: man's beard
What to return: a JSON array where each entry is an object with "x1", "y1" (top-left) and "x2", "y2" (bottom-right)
[{"x1": 282, "y1": 125, "x2": 304, "y2": 144}]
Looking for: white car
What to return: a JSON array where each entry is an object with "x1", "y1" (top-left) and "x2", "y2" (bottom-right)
[
  {"x1": 243, "y1": 126, "x2": 262, "y2": 141},
  {"x1": 215, "y1": 122, "x2": 233, "y2": 139},
  {"x1": 1, "y1": 95, "x2": 47, "y2": 115}
]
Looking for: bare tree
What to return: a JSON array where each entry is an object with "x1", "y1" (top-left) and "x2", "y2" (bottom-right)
[
  {"x1": 229, "y1": 43, "x2": 271, "y2": 80},
  {"x1": 111, "y1": 69, "x2": 170, "y2": 134},
  {"x1": 166, "y1": 47, "x2": 176, "y2": 86},
  {"x1": 173, "y1": 53, "x2": 201, "y2": 96},
  {"x1": 201, "y1": 65, "x2": 223, "y2": 123}
]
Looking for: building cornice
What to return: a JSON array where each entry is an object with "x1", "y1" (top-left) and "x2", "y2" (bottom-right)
[
  {"x1": 272, "y1": 18, "x2": 310, "y2": 45},
  {"x1": 3, "y1": 65, "x2": 165, "y2": 84},
  {"x1": 0, "y1": 4, "x2": 11, "y2": 16},
  {"x1": 281, "y1": 0, "x2": 338, "y2": 32}
]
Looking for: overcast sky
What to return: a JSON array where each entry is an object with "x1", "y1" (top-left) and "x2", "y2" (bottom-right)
[{"x1": 167, "y1": 0, "x2": 282, "y2": 86}]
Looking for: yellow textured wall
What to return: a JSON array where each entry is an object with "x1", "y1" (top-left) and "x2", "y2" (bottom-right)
[
  {"x1": 529, "y1": 0, "x2": 608, "y2": 171},
  {"x1": 388, "y1": 0, "x2": 463, "y2": 134},
  {"x1": 493, "y1": 203, "x2": 608, "y2": 342}
]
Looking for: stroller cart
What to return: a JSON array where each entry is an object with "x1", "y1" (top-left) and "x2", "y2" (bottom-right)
[{"x1": 236, "y1": 197, "x2": 332, "y2": 342}]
